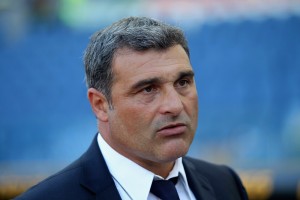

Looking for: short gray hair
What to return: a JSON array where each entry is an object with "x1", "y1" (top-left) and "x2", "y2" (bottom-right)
[{"x1": 84, "y1": 16, "x2": 189, "y2": 104}]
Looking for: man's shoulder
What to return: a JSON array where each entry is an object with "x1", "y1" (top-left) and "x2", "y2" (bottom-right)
[
  {"x1": 14, "y1": 158, "x2": 88, "y2": 200},
  {"x1": 14, "y1": 135, "x2": 105, "y2": 200},
  {"x1": 183, "y1": 156, "x2": 248, "y2": 200}
]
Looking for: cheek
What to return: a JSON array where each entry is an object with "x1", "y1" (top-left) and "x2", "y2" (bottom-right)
[
  {"x1": 184, "y1": 93, "x2": 199, "y2": 131},
  {"x1": 112, "y1": 103, "x2": 152, "y2": 132},
  {"x1": 185, "y1": 92, "x2": 199, "y2": 112}
]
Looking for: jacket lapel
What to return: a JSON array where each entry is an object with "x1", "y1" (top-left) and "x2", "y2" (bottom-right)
[
  {"x1": 79, "y1": 134, "x2": 122, "y2": 200},
  {"x1": 183, "y1": 157, "x2": 217, "y2": 200}
]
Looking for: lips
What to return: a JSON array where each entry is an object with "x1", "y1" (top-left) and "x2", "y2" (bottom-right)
[{"x1": 157, "y1": 123, "x2": 187, "y2": 136}]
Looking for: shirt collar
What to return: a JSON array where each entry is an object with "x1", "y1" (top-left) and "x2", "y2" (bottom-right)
[{"x1": 97, "y1": 133, "x2": 190, "y2": 199}]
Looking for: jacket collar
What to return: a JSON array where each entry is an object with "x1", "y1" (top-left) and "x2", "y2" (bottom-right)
[
  {"x1": 79, "y1": 134, "x2": 122, "y2": 200},
  {"x1": 183, "y1": 157, "x2": 216, "y2": 200}
]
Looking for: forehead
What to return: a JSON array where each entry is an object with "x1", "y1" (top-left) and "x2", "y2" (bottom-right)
[{"x1": 112, "y1": 45, "x2": 192, "y2": 83}]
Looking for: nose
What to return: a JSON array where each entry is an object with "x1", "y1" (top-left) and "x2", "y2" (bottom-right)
[{"x1": 159, "y1": 86, "x2": 184, "y2": 116}]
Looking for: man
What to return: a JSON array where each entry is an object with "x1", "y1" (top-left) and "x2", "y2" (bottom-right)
[{"x1": 16, "y1": 17, "x2": 248, "y2": 200}]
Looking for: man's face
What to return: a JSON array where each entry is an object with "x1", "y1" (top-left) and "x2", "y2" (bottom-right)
[{"x1": 104, "y1": 45, "x2": 198, "y2": 170}]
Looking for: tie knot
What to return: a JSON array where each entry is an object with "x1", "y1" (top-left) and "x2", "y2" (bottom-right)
[
  {"x1": 169, "y1": 177, "x2": 179, "y2": 185},
  {"x1": 150, "y1": 177, "x2": 180, "y2": 200}
]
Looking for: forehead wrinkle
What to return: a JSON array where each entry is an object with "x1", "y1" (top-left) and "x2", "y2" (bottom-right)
[{"x1": 114, "y1": 48, "x2": 178, "y2": 72}]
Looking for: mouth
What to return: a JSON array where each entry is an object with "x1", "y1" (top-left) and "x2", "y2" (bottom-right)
[{"x1": 157, "y1": 123, "x2": 187, "y2": 136}]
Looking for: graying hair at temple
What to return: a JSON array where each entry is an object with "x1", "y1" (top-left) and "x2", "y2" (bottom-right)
[{"x1": 83, "y1": 16, "x2": 190, "y2": 105}]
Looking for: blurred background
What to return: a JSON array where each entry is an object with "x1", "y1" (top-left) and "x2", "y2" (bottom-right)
[{"x1": 0, "y1": 0, "x2": 300, "y2": 199}]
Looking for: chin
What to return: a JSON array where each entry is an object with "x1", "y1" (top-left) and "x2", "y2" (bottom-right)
[{"x1": 159, "y1": 145, "x2": 189, "y2": 163}]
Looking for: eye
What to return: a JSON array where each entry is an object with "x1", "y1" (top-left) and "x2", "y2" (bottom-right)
[
  {"x1": 176, "y1": 79, "x2": 189, "y2": 88},
  {"x1": 143, "y1": 86, "x2": 157, "y2": 93}
]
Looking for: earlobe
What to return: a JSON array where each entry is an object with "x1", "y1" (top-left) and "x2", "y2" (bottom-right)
[{"x1": 87, "y1": 88, "x2": 109, "y2": 122}]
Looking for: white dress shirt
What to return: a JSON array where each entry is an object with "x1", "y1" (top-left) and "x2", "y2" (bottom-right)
[{"x1": 97, "y1": 133, "x2": 196, "y2": 200}]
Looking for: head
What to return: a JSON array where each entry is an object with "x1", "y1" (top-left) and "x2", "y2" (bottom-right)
[
  {"x1": 84, "y1": 16, "x2": 189, "y2": 105},
  {"x1": 85, "y1": 17, "x2": 198, "y2": 177}
]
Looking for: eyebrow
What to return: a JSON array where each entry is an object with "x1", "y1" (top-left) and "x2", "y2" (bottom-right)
[
  {"x1": 177, "y1": 70, "x2": 195, "y2": 80},
  {"x1": 130, "y1": 70, "x2": 195, "y2": 91}
]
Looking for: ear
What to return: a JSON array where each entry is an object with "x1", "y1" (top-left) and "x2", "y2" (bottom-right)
[{"x1": 87, "y1": 88, "x2": 110, "y2": 122}]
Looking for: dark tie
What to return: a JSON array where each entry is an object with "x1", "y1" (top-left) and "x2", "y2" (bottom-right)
[{"x1": 150, "y1": 177, "x2": 180, "y2": 200}]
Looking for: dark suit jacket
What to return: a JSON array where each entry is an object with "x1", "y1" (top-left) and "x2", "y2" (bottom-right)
[{"x1": 15, "y1": 135, "x2": 248, "y2": 200}]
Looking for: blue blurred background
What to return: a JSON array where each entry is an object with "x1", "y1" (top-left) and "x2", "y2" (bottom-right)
[{"x1": 0, "y1": 0, "x2": 300, "y2": 199}]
